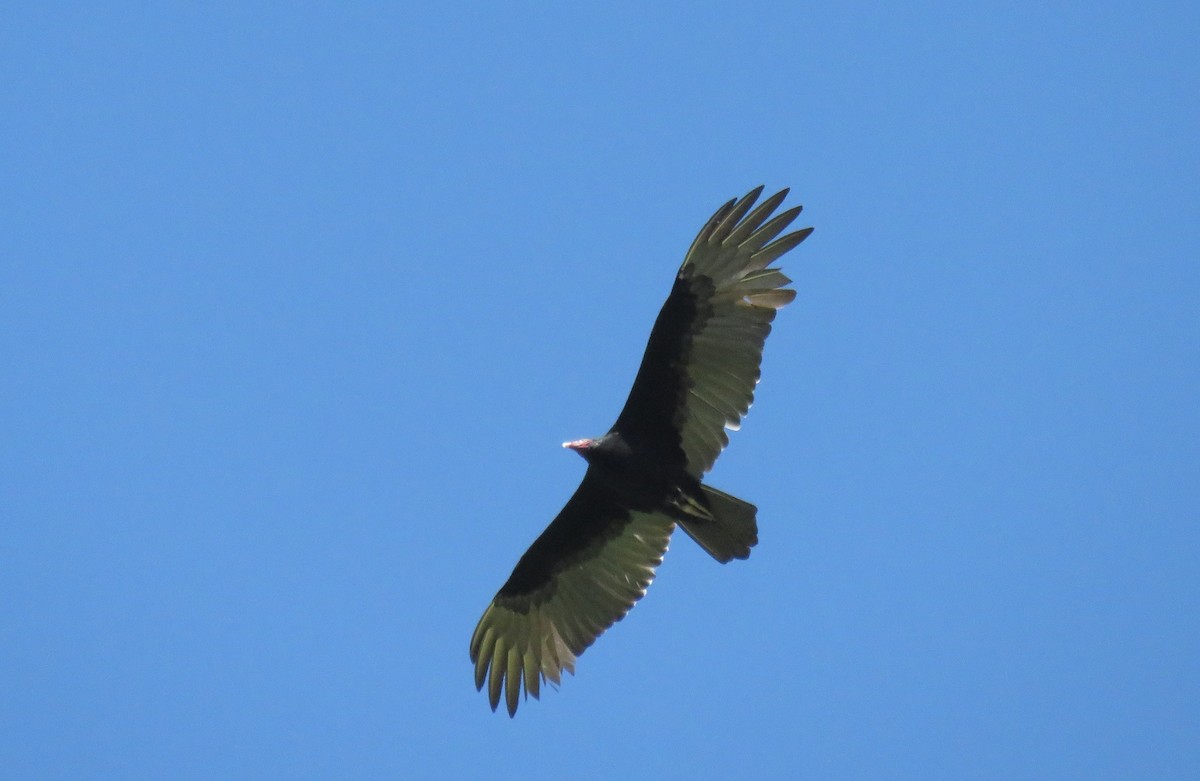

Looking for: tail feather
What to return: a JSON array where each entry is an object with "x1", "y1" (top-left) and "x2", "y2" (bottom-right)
[{"x1": 676, "y1": 486, "x2": 758, "y2": 563}]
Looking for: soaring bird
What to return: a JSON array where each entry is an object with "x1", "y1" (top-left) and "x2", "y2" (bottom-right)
[{"x1": 470, "y1": 186, "x2": 812, "y2": 716}]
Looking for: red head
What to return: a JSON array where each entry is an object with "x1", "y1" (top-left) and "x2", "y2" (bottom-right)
[{"x1": 562, "y1": 438, "x2": 596, "y2": 456}]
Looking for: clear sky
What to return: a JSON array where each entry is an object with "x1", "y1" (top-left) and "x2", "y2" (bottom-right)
[{"x1": 2, "y1": 3, "x2": 1197, "y2": 779}]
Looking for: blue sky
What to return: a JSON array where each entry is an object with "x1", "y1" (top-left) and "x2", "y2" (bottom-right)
[{"x1": 2, "y1": 3, "x2": 1197, "y2": 778}]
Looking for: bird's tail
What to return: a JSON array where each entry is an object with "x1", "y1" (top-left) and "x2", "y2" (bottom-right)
[{"x1": 676, "y1": 486, "x2": 758, "y2": 563}]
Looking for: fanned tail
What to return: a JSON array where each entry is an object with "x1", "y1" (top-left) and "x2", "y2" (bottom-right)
[{"x1": 676, "y1": 485, "x2": 758, "y2": 563}]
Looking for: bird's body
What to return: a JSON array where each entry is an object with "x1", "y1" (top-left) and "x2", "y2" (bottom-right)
[
  {"x1": 471, "y1": 186, "x2": 812, "y2": 715},
  {"x1": 566, "y1": 435, "x2": 701, "y2": 515}
]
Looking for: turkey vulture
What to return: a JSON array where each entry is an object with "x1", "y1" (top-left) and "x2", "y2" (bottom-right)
[{"x1": 470, "y1": 186, "x2": 812, "y2": 716}]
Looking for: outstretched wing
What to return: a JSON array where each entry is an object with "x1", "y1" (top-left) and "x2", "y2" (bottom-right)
[
  {"x1": 612, "y1": 186, "x2": 811, "y2": 476},
  {"x1": 469, "y1": 471, "x2": 675, "y2": 716}
]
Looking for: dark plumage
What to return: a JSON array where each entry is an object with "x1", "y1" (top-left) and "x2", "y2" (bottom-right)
[{"x1": 470, "y1": 186, "x2": 812, "y2": 715}]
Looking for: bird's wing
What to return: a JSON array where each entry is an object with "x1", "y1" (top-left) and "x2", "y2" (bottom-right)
[
  {"x1": 612, "y1": 186, "x2": 812, "y2": 476},
  {"x1": 469, "y1": 470, "x2": 675, "y2": 716}
]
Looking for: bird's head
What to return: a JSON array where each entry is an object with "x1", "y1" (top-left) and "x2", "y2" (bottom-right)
[{"x1": 562, "y1": 438, "x2": 596, "y2": 459}]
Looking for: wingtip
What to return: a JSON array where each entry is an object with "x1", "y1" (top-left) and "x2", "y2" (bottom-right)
[{"x1": 748, "y1": 185, "x2": 790, "y2": 205}]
